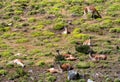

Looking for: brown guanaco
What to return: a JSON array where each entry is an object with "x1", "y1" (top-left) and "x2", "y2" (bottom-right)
[
  {"x1": 83, "y1": 37, "x2": 92, "y2": 46},
  {"x1": 59, "y1": 63, "x2": 73, "y2": 71},
  {"x1": 89, "y1": 52, "x2": 107, "y2": 61},
  {"x1": 83, "y1": 6, "x2": 102, "y2": 18}
]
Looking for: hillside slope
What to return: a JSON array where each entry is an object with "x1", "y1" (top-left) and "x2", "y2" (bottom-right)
[{"x1": 0, "y1": 0, "x2": 120, "y2": 82}]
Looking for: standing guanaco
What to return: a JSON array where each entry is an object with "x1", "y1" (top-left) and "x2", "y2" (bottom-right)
[
  {"x1": 83, "y1": 6, "x2": 102, "y2": 18},
  {"x1": 62, "y1": 27, "x2": 70, "y2": 35},
  {"x1": 83, "y1": 37, "x2": 92, "y2": 46}
]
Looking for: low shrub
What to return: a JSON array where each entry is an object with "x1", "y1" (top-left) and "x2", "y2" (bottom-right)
[
  {"x1": 85, "y1": 24, "x2": 101, "y2": 32},
  {"x1": 0, "y1": 50, "x2": 13, "y2": 57},
  {"x1": 42, "y1": 31, "x2": 55, "y2": 38},
  {"x1": 54, "y1": 55, "x2": 65, "y2": 62},
  {"x1": 72, "y1": 28, "x2": 82, "y2": 34},
  {"x1": 28, "y1": 17, "x2": 36, "y2": 22},
  {"x1": 72, "y1": 33, "x2": 89, "y2": 40},
  {"x1": 101, "y1": 19, "x2": 113, "y2": 28},
  {"x1": 69, "y1": 5, "x2": 83, "y2": 16},
  {"x1": 76, "y1": 62, "x2": 90, "y2": 69},
  {"x1": 0, "y1": 69, "x2": 7, "y2": 75},
  {"x1": 31, "y1": 24, "x2": 44, "y2": 30},
  {"x1": 31, "y1": 31, "x2": 42, "y2": 37},
  {"x1": 114, "y1": 78, "x2": 120, "y2": 82},
  {"x1": 14, "y1": 10, "x2": 23, "y2": 15},
  {"x1": 109, "y1": 27, "x2": 120, "y2": 33},
  {"x1": 114, "y1": 19, "x2": 120, "y2": 24},
  {"x1": 16, "y1": 38, "x2": 29, "y2": 43},
  {"x1": 53, "y1": 21, "x2": 67, "y2": 30},
  {"x1": 75, "y1": 45, "x2": 91, "y2": 54},
  {"x1": 46, "y1": 75, "x2": 57, "y2": 82},
  {"x1": 37, "y1": 61, "x2": 45, "y2": 67}
]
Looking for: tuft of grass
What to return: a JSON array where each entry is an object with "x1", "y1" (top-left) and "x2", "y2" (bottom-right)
[
  {"x1": 76, "y1": 62, "x2": 90, "y2": 69},
  {"x1": 16, "y1": 38, "x2": 29, "y2": 43},
  {"x1": 37, "y1": 61, "x2": 45, "y2": 67},
  {"x1": 0, "y1": 69, "x2": 7, "y2": 75},
  {"x1": 109, "y1": 27, "x2": 120, "y2": 33},
  {"x1": 53, "y1": 21, "x2": 67, "y2": 30}
]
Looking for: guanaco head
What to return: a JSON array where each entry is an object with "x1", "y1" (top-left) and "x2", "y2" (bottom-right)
[{"x1": 56, "y1": 49, "x2": 60, "y2": 55}]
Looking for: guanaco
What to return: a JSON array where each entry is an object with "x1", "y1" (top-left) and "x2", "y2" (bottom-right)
[
  {"x1": 83, "y1": 6, "x2": 102, "y2": 18},
  {"x1": 83, "y1": 37, "x2": 92, "y2": 46},
  {"x1": 47, "y1": 68, "x2": 61, "y2": 73},
  {"x1": 62, "y1": 27, "x2": 70, "y2": 34},
  {"x1": 58, "y1": 62, "x2": 73, "y2": 72},
  {"x1": 89, "y1": 52, "x2": 107, "y2": 61},
  {"x1": 13, "y1": 59, "x2": 25, "y2": 67},
  {"x1": 65, "y1": 55, "x2": 77, "y2": 61}
]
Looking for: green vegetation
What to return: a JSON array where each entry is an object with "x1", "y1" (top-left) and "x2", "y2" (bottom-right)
[
  {"x1": 0, "y1": 0, "x2": 120, "y2": 81},
  {"x1": 76, "y1": 62, "x2": 90, "y2": 69},
  {"x1": 0, "y1": 69, "x2": 7, "y2": 75}
]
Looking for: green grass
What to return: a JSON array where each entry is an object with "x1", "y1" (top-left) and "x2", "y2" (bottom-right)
[{"x1": 0, "y1": 0, "x2": 120, "y2": 81}]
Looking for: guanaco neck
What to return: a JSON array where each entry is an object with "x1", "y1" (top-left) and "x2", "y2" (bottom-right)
[
  {"x1": 57, "y1": 64, "x2": 63, "y2": 73},
  {"x1": 89, "y1": 52, "x2": 94, "y2": 59},
  {"x1": 64, "y1": 27, "x2": 68, "y2": 33},
  {"x1": 56, "y1": 50, "x2": 61, "y2": 55}
]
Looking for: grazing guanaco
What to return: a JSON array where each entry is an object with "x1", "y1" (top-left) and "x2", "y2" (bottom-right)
[
  {"x1": 89, "y1": 52, "x2": 107, "y2": 61},
  {"x1": 62, "y1": 27, "x2": 70, "y2": 34},
  {"x1": 83, "y1": 37, "x2": 92, "y2": 46},
  {"x1": 83, "y1": 6, "x2": 102, "y2": 19},
  {"x1": 13, "y1": 59, "x2": 25, "y2": 68}
]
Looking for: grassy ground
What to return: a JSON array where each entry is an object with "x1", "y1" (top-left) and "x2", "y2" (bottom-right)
[{"x1": 0, "y1": 0, "x2": 120, "y2": 82}]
